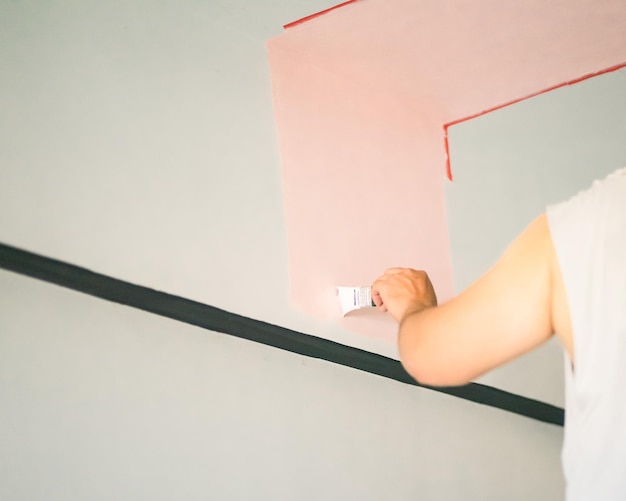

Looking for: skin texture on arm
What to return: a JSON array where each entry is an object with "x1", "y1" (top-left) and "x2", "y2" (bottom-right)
[{"x1": 372, "y1": 214, "x2": 572, "y2": 387}]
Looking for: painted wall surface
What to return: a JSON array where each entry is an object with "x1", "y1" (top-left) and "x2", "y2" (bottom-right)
[
  {"x1": 267, "y1": 0, "x2": 626, "y2": 343},
  {"x1": 1, "y1": 0, "x2": 612, "y2": 498}
]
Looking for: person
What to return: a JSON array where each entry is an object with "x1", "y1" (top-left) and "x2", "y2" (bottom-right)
[{"x1": 371, "y1": 167, "x2": 626, "y2": 500}]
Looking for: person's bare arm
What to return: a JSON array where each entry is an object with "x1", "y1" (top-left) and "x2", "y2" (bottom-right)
[{"x1": 372, "y1": 214, "x2": 556, "y2": 387}]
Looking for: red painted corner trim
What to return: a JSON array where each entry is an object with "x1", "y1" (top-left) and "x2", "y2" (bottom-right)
[
  {"x1": 443, "y1": 129, "x2": 453, "y2": 182},
  {"x1": 443, "y1": 61, "x2": 626, "y2": 182},
  {"x1": 284, "y1": 0, "x2": 361, "y2": 29}
]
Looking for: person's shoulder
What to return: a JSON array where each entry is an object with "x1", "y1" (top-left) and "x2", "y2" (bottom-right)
[
  {"x1": 548, "y1": 167, "x2": 626, "y2": 218},
  {"x1": 547, "y1": 167, "x2": 626, "y2": 246}
]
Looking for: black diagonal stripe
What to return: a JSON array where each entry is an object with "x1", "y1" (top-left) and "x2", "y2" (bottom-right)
[{"x1": 0, "y1": 241, "x2": 564, "y2": 426}]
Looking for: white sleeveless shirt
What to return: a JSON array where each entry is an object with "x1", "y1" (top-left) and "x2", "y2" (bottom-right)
[{"x1": 547, "y1": 167, "x2": 626, "y2": 500}]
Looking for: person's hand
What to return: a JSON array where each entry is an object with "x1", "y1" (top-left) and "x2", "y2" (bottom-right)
[{"x1": 371, "y1": 268, "x2": 438, "y2": 323}]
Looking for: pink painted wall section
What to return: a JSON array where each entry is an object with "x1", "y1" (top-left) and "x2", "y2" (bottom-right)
[{"x1": 267, "y1": 0, "x2": 626, "y2": 341}]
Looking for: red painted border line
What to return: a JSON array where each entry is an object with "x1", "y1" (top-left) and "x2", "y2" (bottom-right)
[
  {"x1": 443, "y1": 129, "x2": 453, "y2": 182},
  {"x1": 443, "y1": 61, "x2": 626, "y2": 181},
  {"x1": 284, "y1": 0, "x2": 361, "y2": 29}
]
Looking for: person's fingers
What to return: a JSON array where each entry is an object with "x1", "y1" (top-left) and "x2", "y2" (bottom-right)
[
  {"x1": 371, "y1": 289, "x2": 384, "y2": 307},
  {"x1": 371, "y1": 277, "x2": 390, "y2": 311}
]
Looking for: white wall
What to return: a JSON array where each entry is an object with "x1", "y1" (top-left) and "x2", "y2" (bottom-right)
[
  {"x1": 0, "y1": 1, "x2": 586, "y2": 499},
  {"x1": 1, "y1": 269, "x2": 563, "y2": 500}
]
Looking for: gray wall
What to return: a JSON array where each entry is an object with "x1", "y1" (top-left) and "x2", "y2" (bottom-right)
[
  {"x1": 4, "y1": 1, "x2": 623, "y2": 499},
  {"x1": 1, "y1": 270, "x2": 563, "y2": 500}
]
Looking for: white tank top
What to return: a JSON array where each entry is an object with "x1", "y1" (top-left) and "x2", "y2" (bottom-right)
[{"x1": 547, "y1": 167, "x2": 626, "y2": 500}]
